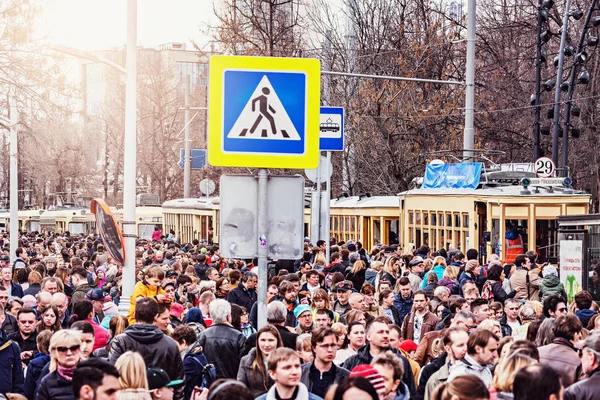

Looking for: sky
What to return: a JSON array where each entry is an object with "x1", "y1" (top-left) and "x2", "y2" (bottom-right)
[{"x1": 41, "y1": 0, "x2": 215, "y2": 51}]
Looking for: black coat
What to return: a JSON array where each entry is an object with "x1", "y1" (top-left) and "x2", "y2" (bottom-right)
[
  {"x1": 197, "y1": 322, "x2": 246, "y2": 380},
  {"x1": 343, "y1": 344, "x2": 416, "y2": 397},
  {"x1": 1, "y1": 311, "x2": 18, "y2": 335},
  {"x1": 227, "y1": 282, "x2": 258, "y2": 311},
  {"x1": 108, "y1": 324, "x2": 184, "y2": 400},
  {"x1": 564, "y1": 367, "x2": 600, "y2": 400},
  {"x1": 237, "y1": 347, "x2": 274, "y2": 398},
  {"x1": 36, "y1": 371, "x2": 75, "y2": 400},
  {"x1": 0, "y1": 332, "x2": 25, "y2": 396},
  {"x1": 414, "y1": 353, "x2": 447, "y2": 400}
]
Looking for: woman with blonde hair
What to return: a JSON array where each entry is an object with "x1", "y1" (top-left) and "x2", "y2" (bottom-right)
[
  {"x1": 380, "y1": 255, "x2": 401, "y2": 288},
  {"x1": 476, "y1": 319, "x2": 502, "y2": 338},
  {"x1": 115, "y1": 351, "x2": 152, "y2": 400},
  {"x1": 490, "y1": 350, "x2": 537, "y2": 399},
  {"x1": 346, "y1": 260, "x2": 366, "y2": 290},
  {"x1": 438, "y1": 265, "x2": 460, "y2": 295},
  {"x1": 314, "y1": 252, "x2": 327, "y2": 268},
  {"x1": 37, "y1": 330, "x2": 83, "y2": 400},
  {"x1": 311, "y1": 289, "x2": 339, "y2": 323}
]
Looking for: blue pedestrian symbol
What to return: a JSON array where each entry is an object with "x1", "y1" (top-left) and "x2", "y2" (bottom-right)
[{"x1": 223, "y1": 71, "x2": 307, "y2": 155}]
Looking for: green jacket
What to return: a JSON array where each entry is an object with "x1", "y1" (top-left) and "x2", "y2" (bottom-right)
[{"x1": 539, "y1": 275, "x2": 567, "y2": 301}]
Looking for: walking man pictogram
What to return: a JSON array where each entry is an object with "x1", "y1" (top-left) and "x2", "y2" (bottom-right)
[{"x1": 250, "y1": 87, "x2": 277, "y2": 135}]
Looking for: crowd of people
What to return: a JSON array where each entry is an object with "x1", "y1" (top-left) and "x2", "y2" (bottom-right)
[{"x1": 0, "y1": 231, "x2": 599, "y2": 400}]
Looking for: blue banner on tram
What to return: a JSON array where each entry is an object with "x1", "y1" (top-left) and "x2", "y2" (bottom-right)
[{"x1": 423, "y1": 162, "x2": 482, "y2": 189}]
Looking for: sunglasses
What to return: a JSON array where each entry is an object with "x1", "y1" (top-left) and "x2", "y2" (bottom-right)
[
  {"x1": 56, "y1": 345, "x2": 80, "y2": 353},
  {"x1": 557, "y1": 307, "x2": 568, "y2": 312}
]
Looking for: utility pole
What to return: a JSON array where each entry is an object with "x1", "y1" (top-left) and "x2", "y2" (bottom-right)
[
  {"x1": 183, "y1": 74, "x2": 191, "y2": 198},
  {"x1": 462, "y1": 0, "x2": 476, "y2": 162},
  {"x1": 533, "y1": 0, "x2": 543, "y2": 161},
  {"x1": 9, "y1": 97, "x2": 18, "y2": 265}
]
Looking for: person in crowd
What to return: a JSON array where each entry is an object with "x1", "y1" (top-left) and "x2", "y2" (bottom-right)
[
  {"x1": 71, "y1": 321, "x2": 96, "y2": 360},
  {"x1": 538, "y1": 265, "x2": 567, "y2": 302},
  {"x1": 424, "y1": 327, "x2": 469, "y2": 400},
  {"x1": 332, "y1": 282, "x2": 352, "y2": 316},
  {"x1": 227, "y1": 271, "x2": 258, "y2": 311},
  {"x1": 401, "y1": 290, "x2": 440, "y2": 344},
  {"x1": 564, "y1": 332, "x2": 600, "y2": 400},
  {"x1": 115, "y1": 351, "x2": 152, "y2": 400},
  {"x1": 447, "y1": 328, "x2": 499, "y2": 386},
  {"x1": 197, "y1": 299, "x2": 245, "y2": 380},
  {"x1": 238, "y1": 325, "x2": 282, "y2": 397},
  {"x1": 25, "y1": 330, "x2": 52, "y2": 400},
  {"x1": 311, "y1": 289, "x2": 339, "y2": 324},
  {"x1": 300, "y1": 327, "x2": 350, "y2": 398},
  {"x1": 72, "y1": 357, "x2": 120, "y2": 400},
  {"x1": 256, "y1": 347, "x2": 322, "y2": 400},
  {"x1": 86, "y1": 288, "x2": 110, "y2": 325},
  {"x1": 127, "y1": 266, "x2": 169, "y2": 324},
  {"x1": 108, "y1": 297, "x2": 184, "y2": 400},
  {"x1": 482, "y1": 263, "x2": 516, "y2": 304},
  {"x1": 470, "y1": 298, "x2": 491, "y2": 324},
  {"x1": 9, "y1": 307, "x2": 38, "y2": 365},
  {"x1": 510, "y1": 254, "x2": 542, "y2": 301},
  {"x1": 1, "y1": 286, "x2": 19, "y2": 334},
  {"x1": 379, "y1": 289, "x2": 401, "y2": 325},
  {"x1": 0, "y1": 303, "x2": 25, "y2": 396},
  {"x1": 148, "y1": 367, "x2": 184, "y2": 400},
  {"x1": 535, "y1": 317, "x2": 556, "y2": 347},
  {"x1": 438, "y1": 266, "x2": 460, "y2": 296},
  {"x1": 513, "y1": 364, "x2": 563, "y2": 400},
  {"x1": 370, "y1": 351, "x2": 411, "y2": 400},
  {"x1": 542, "y1": 295, "x2": 568, "y2": 320},
  {"x1": 490, "y1": 349, "x2": 538, "y2": 400},
  {"x1": 407, "y1": 257, "x2": 425, "y2": 293},
  {"x1": 51, "y1": 292, "x2": 71, "y2": 329},
  {"x1": 335, "y1": 321, "x2": 366, "y2": 365},
  {"x1": 301, "y1": 270, "x2": 322, "y2": 294},
  {"x1": 332, "y1": 376, "x2": 380, "y2": 400},
  {"x1": 573, "y1": 291, "x2": 597, "y2": 328},
  {"x1": 343, "y1": 316, "x2": 416, "y2": 396},
  {"x1": 393, "y1": 277, "x2": 414, "y2": 325},
  {"x1": 71, "y1": 267, "x2": 96, "y2": 307},
  {"x1": 37, "y1": 304, "x2": 62, "y2": 333},
  {"x1": 1, "y1": 266, "x2": 23, "y2": 297},
  {"x1": 295, "y1": 304, "x2": 314, "y2": 335},
  {"x1": 537, "y1": 314, "x2": 583, "y2": 388},
  {"x1": 500, "y1": 299, "x2": 521, "y2": 337},
  {"x1": 297, "y1": 333, "x2": 314, "y2": 364},
  {"x1": 430, "y1": 375, "x2": 489, "y2": 400},
  {"x1": 36, "y1": 329, "x2": 83, "y2": 400},
  {"x1": 24, "y1": 270, "x2": 42, "y2": 296},
  {"x1": 70, "y1": 300, "x2": 109, "y2": 351},
  {"x1": 214, "y1": 277, "x2": 230, "y2": 300}
]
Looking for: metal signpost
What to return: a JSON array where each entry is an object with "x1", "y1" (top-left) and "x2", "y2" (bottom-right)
[{"x1": 208, "y1": 55, "x2": 320, "y2": 327}]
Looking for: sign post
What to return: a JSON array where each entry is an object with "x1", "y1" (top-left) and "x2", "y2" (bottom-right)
[{"x1": 208, "y1": 55, "x2": 320, "y2": 327}]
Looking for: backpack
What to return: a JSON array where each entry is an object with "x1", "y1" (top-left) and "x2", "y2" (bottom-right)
[{"x1": 324, "y1": 272, "x2": 334, "y2": 291}]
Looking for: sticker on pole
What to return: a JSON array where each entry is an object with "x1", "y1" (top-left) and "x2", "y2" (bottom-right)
[
  {"x1": 90, "y1": 198, "x2": 125, "y2": 266},
  {"x1": 535, "y1": 156, "x2": 555, "y2": 178}
]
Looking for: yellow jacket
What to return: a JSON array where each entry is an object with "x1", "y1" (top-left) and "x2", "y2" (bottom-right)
[{"x1": 127, "y1": 281, "x2": 167, "y2": 324}]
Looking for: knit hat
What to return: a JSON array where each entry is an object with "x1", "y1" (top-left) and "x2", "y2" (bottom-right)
[
  {"x1": 543, "y1": 265, "x2": 558, "y2": 278},
  {"x1": 293, "y1": 304, "x2": 312, "y2": 319},
  {"x1": 349, "y1": 365, "x2": 386, "y2": 395},
  {"x1": 102, "y1": 301, "x2": 119, "y2": 316},
  {"x1": 399, "y1": 340, "x2": 418, "y2": 353}
]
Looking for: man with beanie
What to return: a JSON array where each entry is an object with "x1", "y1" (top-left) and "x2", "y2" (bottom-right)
[
  {"x1": 294, "y1": 305, "x2": 314, "y2": 335},
  {"x1": 300, "y1": 327, "x2": 349, "y2": 398}
]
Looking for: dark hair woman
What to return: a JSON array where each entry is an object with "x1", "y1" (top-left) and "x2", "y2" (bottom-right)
[{"x1": 237, "y1": 325, "x2": 283, "y2": 397}]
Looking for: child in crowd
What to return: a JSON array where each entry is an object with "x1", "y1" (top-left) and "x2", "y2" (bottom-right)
[{"x1": 127, "y1": 266, "x2": 169, "y2": 324}]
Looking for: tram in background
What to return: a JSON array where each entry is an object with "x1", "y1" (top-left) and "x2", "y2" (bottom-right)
[
  {"x1": 162, "y1": 198, "x2": 219, "y2": 245},
  {"x1": 399, "y1": 163, "x2": 590, "y2": 264},
  {"x1": 18, "y1": 209, "x2": 45, "y2": 232}
]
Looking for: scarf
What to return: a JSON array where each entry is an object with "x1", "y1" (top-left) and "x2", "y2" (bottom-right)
[
  {"x1": 482, "y1": 280, "x2": 496, "y2": 302},
  {"x1": 57, "y1": 365, "x2": 76, "y2": 381}
]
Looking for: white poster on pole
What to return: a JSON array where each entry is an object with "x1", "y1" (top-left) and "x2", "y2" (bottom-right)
[{"x1": 559, "y1": 240, "x2": 584, "y2": 304}]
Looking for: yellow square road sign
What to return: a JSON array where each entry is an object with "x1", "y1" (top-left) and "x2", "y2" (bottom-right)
[{"x1": 208, "y1": 55, "x2": 321, "y2": 169}]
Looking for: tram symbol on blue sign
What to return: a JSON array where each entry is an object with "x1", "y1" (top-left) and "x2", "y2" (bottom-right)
[
  {"x1": 320, "y1": 107, "x2": 345, "y2": 151},
  {"x1": 223, "y1": 70, "x2": 307, "y2": 155}
]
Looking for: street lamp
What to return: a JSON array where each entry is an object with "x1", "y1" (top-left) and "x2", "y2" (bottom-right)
[
  {"x1": 0, "y1": 98, "x2": 18, "y2": 264},
  {"x1": 51, "y1": 0, "x2": 137, "y2": 315}
]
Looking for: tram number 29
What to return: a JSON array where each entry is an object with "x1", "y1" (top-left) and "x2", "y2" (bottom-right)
[{"x1": 535, "y1": 157, "x2": 555, "y2": 178}]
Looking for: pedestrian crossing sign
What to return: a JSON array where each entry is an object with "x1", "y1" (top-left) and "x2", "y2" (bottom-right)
[{"x1": 208, "y1": 56, "x2": 321, "y2": 169}]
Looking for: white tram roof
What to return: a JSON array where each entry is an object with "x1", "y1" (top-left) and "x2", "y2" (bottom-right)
[
  {"x1": 162, "y1": 197, "x2": 219, "y2": 210},
  {"x1": 330, "y1": 195, "x2": 399, "y2": 208},
  {"x1": 399, "y1": 185, "x2": 589, "y2": 198}
]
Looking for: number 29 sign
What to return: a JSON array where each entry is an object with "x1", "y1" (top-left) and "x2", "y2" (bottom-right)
[{"x1": 535, "y1": 156, "x2": 555, "y2": 178}]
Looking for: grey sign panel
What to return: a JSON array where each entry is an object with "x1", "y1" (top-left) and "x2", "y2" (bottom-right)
[
  {"x1": 220, "y1": 175, "x2": 258, "y2": 258},
  {"x1": 220, "y1": 174, "x2": 304, "y2": 259},
  {"x1": 310, "y1": 190, "x2": 330, "y2": 245},
  {"x1": 266, "y1": 176, "x2": 305, "y2": 259}
]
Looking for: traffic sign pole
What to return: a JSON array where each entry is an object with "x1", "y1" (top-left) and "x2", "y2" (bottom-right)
[
  {"x1": 184, "y1": 74, "x2": 191, "y2": 198},
  {"x1": 257, "y1": 169, "x2": 268, "y2": 328},
  {"x1": 325, "y1": 151, "x2": 331, "y2": 263},
  {"x1": 9, "y1": 97, "x2": 18, "y2": 266}
]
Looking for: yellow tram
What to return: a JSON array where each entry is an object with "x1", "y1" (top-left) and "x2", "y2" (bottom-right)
[{"x1": 162, "y1": 198, "x2": 220, "y2": 244}]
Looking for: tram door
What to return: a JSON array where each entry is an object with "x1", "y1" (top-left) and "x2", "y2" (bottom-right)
[{"x1": 476, "y1": 202, "x2": 488, "y2": 263}]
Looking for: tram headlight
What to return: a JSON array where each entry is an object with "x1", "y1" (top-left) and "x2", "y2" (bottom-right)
[
  {"x1": 520, "y1": 178, "x2": 531, "y2": 187},
  {"x1": 563, "y1": 177, "x2": 572, "y2": 187}
]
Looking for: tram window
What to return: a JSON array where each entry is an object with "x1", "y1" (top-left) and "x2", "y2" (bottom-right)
[
  {"x1": 351, "y1": 217, "x2": 356, "y2": 232},
  {"x1": 424, "y1": 213, "x2": 429, "y2": 226},
  {"x1": 416, "y1": 228, "x2": 422, "y2": 247},
  {"x1": 536, "y1": 219, "x2": 559, "y2": 262},
  {"x1": 409, "y1": 212, "x2": 414, "y2": 224},
  {"x1": 463, "y1": 214, "x2": 469, "y2": 228},
  {"x1": 138, "y1": 224, "x2": 154, "y2": 240},
  {"x1": 446, "y1": 214, "x2": 452, "y2": 227},
  {"x1": 431, "y1": 214, "x2": 437, "y2": 226},
  {"x1": 455, "y1": 214, "x2": 461, "y2": 228},
  {"x1": 416, "y1": 212, "x2": 421, "y2": 225},
  {"x1": 438, "y1": 214, "x2": 444, "y2": 226}
]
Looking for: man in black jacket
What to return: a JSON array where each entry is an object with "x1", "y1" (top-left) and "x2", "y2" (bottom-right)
[
  {"x1": 343, "y1": 316, "x2": 416, "y2": 397},
  {"x1": 227, "y1": 271, "x2": 258, "y2": 311},
  {"x1": 108, "y1": 297, "x2": 184, "y2": 400},
  {"x1": 197, "y1": 299, "x2": 246, "y2": 380}
]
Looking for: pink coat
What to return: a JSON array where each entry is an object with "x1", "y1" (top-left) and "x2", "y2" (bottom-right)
[{"x1": 85, "y1": 318, "x2": 110, "y2": 351}]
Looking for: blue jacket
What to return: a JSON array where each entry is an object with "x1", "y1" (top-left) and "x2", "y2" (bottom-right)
[
  {"x1": 393, "y1": 294, "x2": 413, "y2": 325},
  {"x1": 0, "y1": 331, "x2": 25, "y2": 396},
  {"x1": 576, "y1": 309, "x2": 597, "y2": 328},
  {"x1": 8, "y1": 281, "x2": 24, "y2": 298},
  {"x1": 421, "y1": 265, "x2": 446, "y2": 289},
  {"x1": 183, "y1": 342, "x2": 209, "y2": 400},
  {"x1": 25, "y1": 352, "x2": 50, "y2": 400}
]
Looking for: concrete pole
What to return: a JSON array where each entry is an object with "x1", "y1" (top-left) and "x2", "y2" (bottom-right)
[
  {"x1": 9, "y1": 97, "x2": 18, "y2": 264},
  {"x1": 323, "y1": 30, "x2": 332, "y2": 262},
  {"x1": 257, "y1": 169, "x2": 268, "y2": 328},
  {"x1": 552, "y1": 0, "x2": 571, "y2": 168},
  {"x1": 463, "y1": 0, "x2": 476, "y2": 162},
  {"x1": 533, "y1": 0, "x2": 543, "y2": 161},
  {"x1": 184, "y1": 74, "x2": 191, "y2": 198},
  {"x1": 119, "y1": 0, "x2": 137, "y2": 315}
]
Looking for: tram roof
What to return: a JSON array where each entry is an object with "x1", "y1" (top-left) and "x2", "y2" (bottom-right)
[
  {"x1": 330, "y1": 195, "x2": 399, "y2": 208},
  {"x1": 162, "y1": 197, "x2": 219, "y2": 210},
  {"x1": 399, "y1": 185, "x2": 589, "y2": 198}
]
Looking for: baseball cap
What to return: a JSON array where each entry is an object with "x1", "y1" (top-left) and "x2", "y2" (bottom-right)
[
  {"x1": 86, "y1": 288, "x2": 111, "y2": 301},
  {"x1": 347, "y1": 243, "x2": 357, "y2": 251},
  {"x1": 165, "y1": 270, "x2": 178, "y2": 278},
  {"x1": 334, "y1": 282, "x2": 353, "y2": 292},
  {"x1": 583, "y1": 332, "x2": 600, "y2": 353},
  {"x1": 399, "y1": 340, "x2": 418, "y2": 353},
  {"x1": 349, "y1": 365, "x2": 386, "y2": 395},
  {"x1": 409, "y1": 257, "x2": 424, "y2": 267},
  {"x1": 170, "y1": 303, "x2": 184, "y2": 318},
  {"x1": 147, "y1": 368, "x2": 183, "y2": 390}
]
